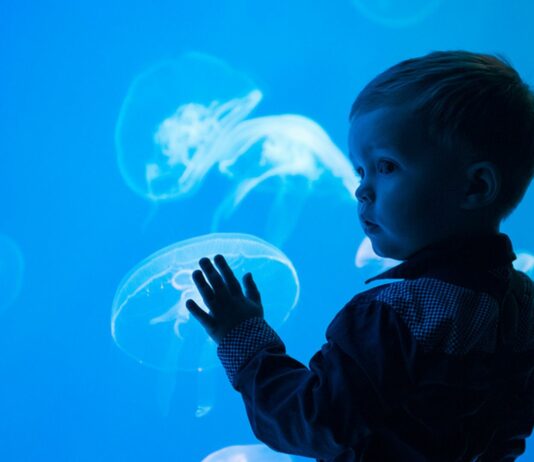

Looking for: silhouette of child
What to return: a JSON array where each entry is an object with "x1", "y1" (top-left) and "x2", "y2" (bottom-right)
[{"x1": 186, "y1": 50, "x2": 534, "y2": 461}]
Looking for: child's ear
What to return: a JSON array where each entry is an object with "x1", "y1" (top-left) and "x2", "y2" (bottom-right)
[{"x1": 461, "y1": 161, "x2": 501, "y2": 209}]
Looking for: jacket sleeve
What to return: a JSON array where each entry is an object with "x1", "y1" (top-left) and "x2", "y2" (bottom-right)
[{"x1": 216, "y1": 298, "x2": 420, "y2": 460}]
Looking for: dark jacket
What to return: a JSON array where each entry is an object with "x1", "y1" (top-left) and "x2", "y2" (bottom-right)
[{"x1": 217, "y1": 233, "x2": 534, "y2": 461}]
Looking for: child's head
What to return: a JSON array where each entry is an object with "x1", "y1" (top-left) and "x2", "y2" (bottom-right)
[{"x1": 348, "y1": 50, "x2": 534, "y2": 260}]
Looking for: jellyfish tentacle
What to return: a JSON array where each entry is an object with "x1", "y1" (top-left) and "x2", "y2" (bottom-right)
[
  {"x1": 210, "y1": 195, "x2": 235, "y2": 234},
  {"x1": 149, "y1": 286, "x2": 199, "y2": 341},
  {"x1": 210, "y1": 165, "x2": 298, "y2": 234},
  {"x1": 195, "y1": 338, "x2": 218, "y2": 418},
  {"x1": 210, "y1": 89, "x2": 262, "y2": 134},
  {"x1": 264, "y1": 178, "x2": 313, "y2": 247},
  {"x1": 176, "y1": 90, "x2": 263, "y2": 193},
  {"x1": 217, "y1": 114, "x2": 359, "y2": 200},
  {"x1": 139, "y1": 202, "x2": 160, "y2": 234},
  {"x1": 232, "y1": 164, "x2": 303, "y2": 208},
  {"x1": 210, "y1": 114, "x2": 339, "y2": 236},
  {"x1": 156, "y1": 103, "x2": 217, "y2": 167},
  {"x1": 147, "y1": 270, "x2": 196, "y2": 329},
  {"x1": 151, "y1": 103, "x2": 222, "y2": 198}
]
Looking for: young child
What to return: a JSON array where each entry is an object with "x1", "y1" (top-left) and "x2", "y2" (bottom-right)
[{"x1": 185, "y1": 50, "x2": 534, "y2": 461}]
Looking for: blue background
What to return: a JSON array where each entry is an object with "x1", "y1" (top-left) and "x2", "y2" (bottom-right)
[{"x1": 1, "y1": 0, "x2": 533, "y2": 460}]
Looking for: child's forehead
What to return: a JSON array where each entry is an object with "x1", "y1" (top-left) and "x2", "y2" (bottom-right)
[
  {"x1": 350, "y1": 105, "x2": 415, "y2": 140},
  {"x1": 348, "y1": 105, "x2": 459, "y2": 174},
  {"x1": 349, "y1": 105, "x2": 432, "y2": 160}
]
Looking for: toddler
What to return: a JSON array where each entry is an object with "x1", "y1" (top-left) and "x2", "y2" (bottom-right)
[{"x1": 186, "y1": 50, "x2": 534, "y2": 461}]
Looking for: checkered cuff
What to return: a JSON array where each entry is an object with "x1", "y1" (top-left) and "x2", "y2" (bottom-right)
[{"x1": 217, "y1": 317, "x2": 284, "y2": 387}]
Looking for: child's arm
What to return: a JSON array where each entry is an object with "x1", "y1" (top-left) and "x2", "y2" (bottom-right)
[
  {"x1": 215, "y1": 302, "x2": 419, "y2": 460},
  {"x1": 217, "y1": 316, "x2": 381, "y2": 459}
]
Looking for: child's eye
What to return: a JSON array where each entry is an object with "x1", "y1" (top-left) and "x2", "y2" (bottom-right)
[
  {"x1": 378, "y1": 159, "x2": 396, "y2": 174},
  {"x1": 355, "y1": 160, "x2": 396, "y2": 179}
]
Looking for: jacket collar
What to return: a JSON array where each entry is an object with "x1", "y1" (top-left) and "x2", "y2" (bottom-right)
[{"x1": 365, "y1": 232, "x2": 516, "y2": 284}]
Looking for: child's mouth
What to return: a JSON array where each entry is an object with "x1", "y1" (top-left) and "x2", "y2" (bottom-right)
[{"x1": 363, "y1": 221, "x2": 379, "y2": 233}]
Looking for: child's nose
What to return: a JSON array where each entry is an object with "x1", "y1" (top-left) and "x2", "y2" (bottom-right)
[{"x1": 355, "y1": 184, "x2": 374, "y2": 202}]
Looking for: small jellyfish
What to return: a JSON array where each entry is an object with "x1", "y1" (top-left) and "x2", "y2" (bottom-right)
[
  {"x1": 0, "y1": 234, "x2": 24, "y2": 313},
  {"x1": 351, "y1": 0, "x2": 443, "y2": 28},
  {"x1": 209, "y1": 114, "x2": 359, "y2": 247},
  {"x1": 201, "y1": 444, "x2": 293, "y2": 462},
  {"x1": 111, "y1": 233, "x2": 299, "y2": 416},
  {"x1": 355, "y1": 236, "x2": 399, "y2": 270},
  {"x1": 115, "y1": 52, "x2": 261, "y2": 202},
  {"x1": 513, "y1": 251, "x2": 534, "y2": 278}
]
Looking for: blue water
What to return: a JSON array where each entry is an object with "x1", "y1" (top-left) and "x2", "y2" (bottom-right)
[{"x1": 1, "y1": 0, "x2": 533, "y2": 460}]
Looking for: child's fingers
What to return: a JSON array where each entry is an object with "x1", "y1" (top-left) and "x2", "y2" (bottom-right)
[
  {"x1": 185, "y1": 299, "x2": 215, "y2": 330},
  {"x1": 214, "y1": 254, "x2": 243, "y2": 297},
  {"x1": 243, "y1": 273, "x2": 261, "y2": 304},
  {"x1": 192, "y1": 269, "x2": 216, "y2": 306},
  {"x1": 198, "y1": 258, "x2": 226, "y2": 295}
]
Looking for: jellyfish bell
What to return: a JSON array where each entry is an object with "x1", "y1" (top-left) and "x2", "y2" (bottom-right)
[
  {"x1": 111, "y1": 233, "x2": 299, "y2": 372},
  {"x1": 201, "y1": 444, "x2": 293, "y2": 462},
  {"x1": 355, "y1": 236, "x2": 399, "y2": 270},
  {"x1": 0, "y1": 234, "x2": 24, "y2": 313},
  {"x1": 115, "y1": 51, "x2": 261, "y2": 202},
  {"x1": 513, "y1": 251, "x2": 534, "y2": 278},
  {"x1": 351, "y1": 0, "x2": 443, "y2": 28}
]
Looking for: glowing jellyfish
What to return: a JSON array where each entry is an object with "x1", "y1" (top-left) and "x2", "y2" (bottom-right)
[
  {"x1": 514, "y1": 251, "x2": 534, "y2": 278},
  {"x1": 111, "y1": 233, "x2": 299, "y2": 416},
  {"x1": 201, "y1": 444, "x2": 293, "y2": 462},
  {"x1": 0, "y1": 234, "x2": 24, "y2": 313},
  {"x1": 351, "y1": 0, "x2": 443, "y2": 28},
  {"x1": 355, "y1": 236, "x2": 399, "y2": 270},
  {"x1": 209, "y1": 114, "x2": 359, "y2": 246},
  {"x1": 116, "y1": 51, "x2": 358, "y2": 245},
  {"x1": 115, "y1": 52, "x2": 261, "y2": 202}
]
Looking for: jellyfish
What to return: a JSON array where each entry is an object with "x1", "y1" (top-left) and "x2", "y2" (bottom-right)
[
  {"x1": 513, "y1": 251, "x2": 534, "y2": 278},
  {"x1": 111, "y1": 232, "x2": 299, "y2": 417},
  {"x1": 0, "y1": 234, "x2": 24, "y2": 313},
  {"x1": 201, "y1": 444, "x2": 293, "y2": 462},
  {"x1": 355, "y1": 236, "x2": 399, "y2": 271},
  {"x1": 115, "y1": 52, "x2": 261, "y2": 203},
  {"x1": 208, "y1": 114, "x2": 359, "y2": 247},
  {"x1": 115, "y1": 51, "x2": 358, "y2": 246},
  {"x1": 351, "y1": 0, "x2": 443, "y2": 28}
]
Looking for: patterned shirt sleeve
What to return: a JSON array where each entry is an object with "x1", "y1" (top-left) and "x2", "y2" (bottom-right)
[
  {"x1": 217, "y1": 316, "x2": 284, "y2": 387},
  {"x1": 213, "y1": 301, "x2": 393, "y2": 460}
]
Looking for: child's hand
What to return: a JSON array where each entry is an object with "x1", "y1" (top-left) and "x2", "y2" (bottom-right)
[{"x1": 185, "y1": 254, "x2": 264, "y2": 345}]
